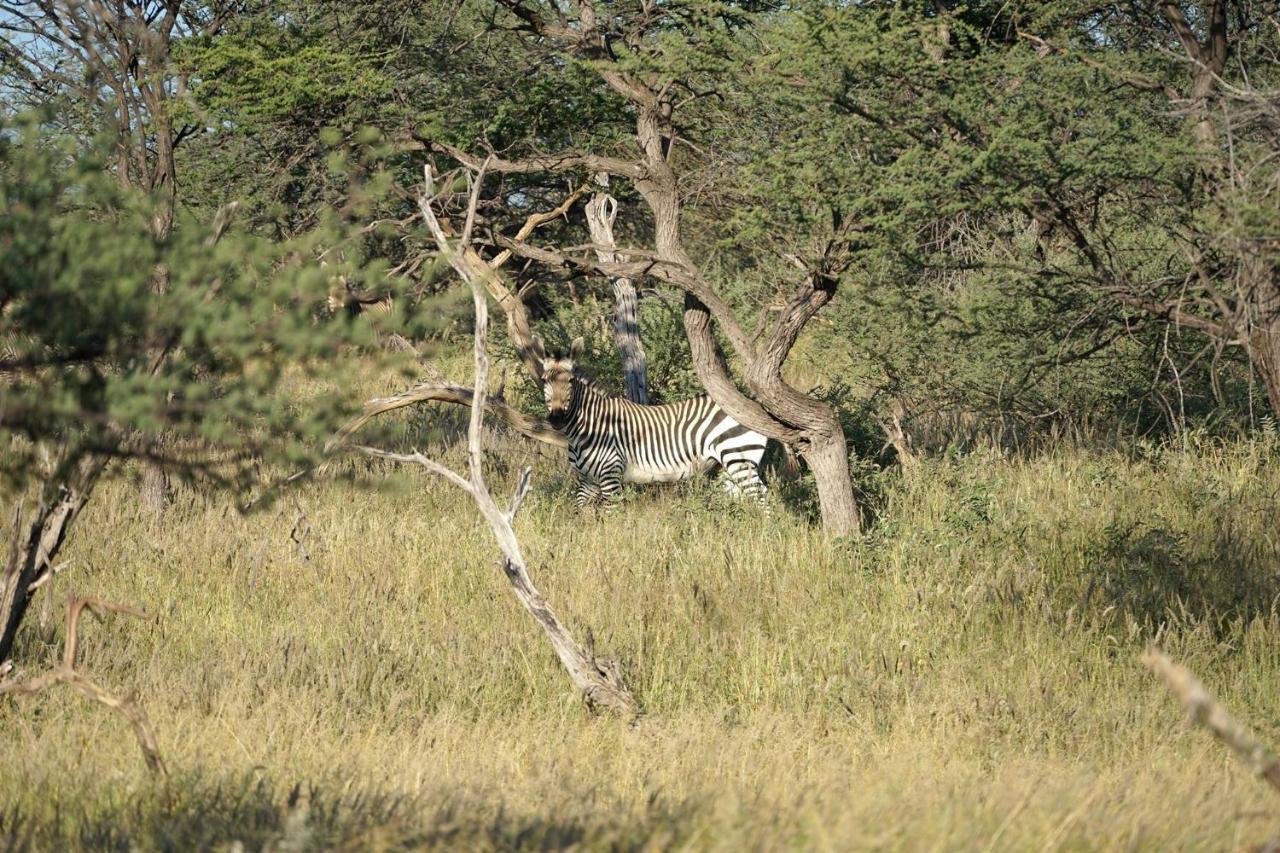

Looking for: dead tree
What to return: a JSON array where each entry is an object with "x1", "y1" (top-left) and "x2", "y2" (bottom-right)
[
  {"x1": 1, "y1": 458, "x2": 103, "y2": 664},
  {"x1": 585, "y1": 172, "x2": 649, "y2": 403},
  {"x1": 250, "y1": 187, "x2": 589, "y2": 509},
  {"x1": 344, "y1": 163, "x2": 636, "y2": 715},
  {"x1": 0, "y1": 596, "x2": 165, "y2": 775}
]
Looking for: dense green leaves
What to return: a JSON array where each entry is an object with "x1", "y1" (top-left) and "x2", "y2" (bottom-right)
[{"x1": 0, "y1": 118, "x2": 390, "y2": 492}]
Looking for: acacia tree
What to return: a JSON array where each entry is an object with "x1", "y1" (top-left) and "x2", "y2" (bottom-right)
[
  {"x1": 1017, "y1": 0, "x2": 1280, "y2": 416},
  {"x1": 1, "y1": 0, "x2": 243, "y2": 507},
  {"x1": 798, "y1": 0, "x2": 1280, "y2": 423},
  {"x1": 422, "y1": 0, "x2": 862, "y2": 535},
  {"x1": 0, "y1": 124, "x2": 369, "y2": 664}
]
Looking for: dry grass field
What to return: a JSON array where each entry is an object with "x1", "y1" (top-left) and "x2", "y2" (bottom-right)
[{"x1": 3, "y1": 419, "x2": 1280, "y2": 849}]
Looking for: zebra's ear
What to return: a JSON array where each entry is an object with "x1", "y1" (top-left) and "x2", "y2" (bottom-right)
[{"x1": 569, "y1": 336, "x2": 585, "y2": 360}]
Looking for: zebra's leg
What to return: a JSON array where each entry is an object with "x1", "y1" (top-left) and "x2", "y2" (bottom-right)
[
  {"x1": 569, "y1": 443, "x2": 601, "y2": 508},
  {"x1": 589, "y1": 447, "x2": 625, "y2": 508},
  {"x1": 598, "y1": 470, "x2": 624, "y2": 506},
  {"x1": 711, "y1": 426, "x2": 770, "y2": 503},
  {"x1": 575, "y1": 477, "x2": 602, "y2": 508},
  {"x1": 722, "y1": 458, "x2": 768, "y2": 501}
]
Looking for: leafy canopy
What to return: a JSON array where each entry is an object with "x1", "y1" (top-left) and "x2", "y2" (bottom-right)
[{"x1": 0, "y1": 116, "x2": 391, "y2": 493}]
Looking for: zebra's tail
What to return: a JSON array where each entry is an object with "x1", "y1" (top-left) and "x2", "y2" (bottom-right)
[{"x1": 780, "y1": 443, "x2": 803, "y2": 481}]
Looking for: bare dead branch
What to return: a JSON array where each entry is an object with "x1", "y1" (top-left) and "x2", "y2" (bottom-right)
[
  {"x1": 460, "y1": 156, "x2": 492, "y2": 249},
  {"x1": 508, "y1": 466, "x2": 533, "y2": 521},
  {"x1": 488, "y1": 183, "x2": 591, "y2": 272},
  {"x1": 0, "y1": 595, "x2": 165, "y2": 776},
  {"x1": 329, "y1": 381, "x2": 567, "y2": 452},
  {"x1": 1143, "y1": 647, "x2": 1280, "y2": 794},
  {"x1": 205, "y1": 201, "x2": 241, "y2": 247},
  {"x1": 424, "y1": 139, "x2": 643, "y2": 181},
  {"x1": 347, "y1": 168, "x2": 638, "y2": 716},
  {"x1": 26, "y1": 560, "x2": 69, "y2": 594},
  {"x1": 350, "y1": 445, "x2": 475, "y2": 494}
]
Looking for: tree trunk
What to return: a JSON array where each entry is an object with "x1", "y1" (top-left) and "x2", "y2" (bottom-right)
[
  {"x1": 611, "y1": 278, "x2": 647, "y2": 403},
  {"x1": 799, "y1": 428, "x2": 861, "y2": 538},
  {"x1": 585, "y1": 173, "x2": 649, "y2": 403},
  {"x1": 1249, "y1": 327, "x2": 1280, "y2": 421},
  {"x1": 633, "y1": 111, "x2": 860, "y2": 537},
  {"x1": 0, "y1": 483, "x2": 93, "y2": 663},
  {"x1": 140, "y1": 463, "x2": 171, "y2": 513}
]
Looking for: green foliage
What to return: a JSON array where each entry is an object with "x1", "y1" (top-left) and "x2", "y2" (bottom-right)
[
  {"x1": 0, "y1": 117, "x2": 389, "y2": 493},
  {"x1": 672, "y1": 0, "x2": 1272, "y2": 438},
  {"x1": 176, "y1": 37, "x2": 393, "y2": 137}
]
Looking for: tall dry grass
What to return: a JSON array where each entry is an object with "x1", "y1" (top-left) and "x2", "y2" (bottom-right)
[{"x1": 2, "y1": 420, "x2": 1280, "y2": 849}]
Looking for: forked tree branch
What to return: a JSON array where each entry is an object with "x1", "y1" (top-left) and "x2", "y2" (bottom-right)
[
  {"x1": 1111, "y1": 289, "x2": 1234, "y2": 341},
  {"x1": 0, "y1": 596, "x2": 165, "y2": 775},
  {"x1": 425, "y1": 139, "x2": 643, "y2": 181},
  {"x1": 351, "y1": 164, "x2": 637, "y2": 715},
  {"x1": 328, "y1": 382, "x2": 567, "y2": 452},
  {"x1": 490, "y1": 233, "x2": 759, "y2": 360}
]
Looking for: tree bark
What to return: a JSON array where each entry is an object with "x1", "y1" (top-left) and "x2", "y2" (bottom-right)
[
  {"x1": 1159, "y1": 0, "x2": 1229, "y2": 158},
  {"x1": 585, "y1": 173, "x2": 649, "y2": 403},
  {"x1": 800, "y1": 431, "x2": 860, "y2": 538},
  {"x1": 140, "y1": 464, "x2": 171, "y2": 513},
  {"x1": 1248, "y1": 326, "x2": 1280, "y2": 420},
  {"x1": 633, "y1": 111, "x2": 861, "y2": 535},
  {"x1": 0, "y1": 468, "x2": 99, "y2": 663}
]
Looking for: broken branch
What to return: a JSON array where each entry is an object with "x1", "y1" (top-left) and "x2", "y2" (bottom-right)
[
  {"x1": 0, "y1": 595, "x2": 165, "y2": 776},
  {"x1": 1143, "y1": 647, "x2": 1280, "y2": 794}
]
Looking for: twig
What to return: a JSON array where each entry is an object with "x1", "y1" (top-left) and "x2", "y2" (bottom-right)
[
  {"x1": 26, "y1": 559, "x2": 70, "y2": 593},
  {"x1": 507, "y1": 467, "x2": 533, "y2": 522},
  {"x1": 350, "y1": 445, "x2": 476, "y2": 495}
]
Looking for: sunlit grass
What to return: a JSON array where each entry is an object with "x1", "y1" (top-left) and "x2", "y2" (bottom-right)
[{"x1": 3, "y1": 425, "x2": 1280, "y2": 849}]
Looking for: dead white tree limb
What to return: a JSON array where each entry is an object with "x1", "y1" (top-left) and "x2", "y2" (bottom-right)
[
  {"x1": 328, "y1": 382, "x2": 568, "y2": 453},
  {"x1": 585, "y1": 172, "x2": 649, "y2": 403},
  {"x1": 0, "y1": 596, "x2": 165, "y2": 775},
  {"x1": 1142, "y1": 647, "x2": 1280, "y2": 793},
  {"x1": 351, "y1": 163, "x2": 636, "y2": 715}
]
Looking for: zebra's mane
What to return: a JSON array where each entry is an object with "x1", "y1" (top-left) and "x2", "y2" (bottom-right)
[{"x1": 571, "y1": 368, "x2": 614, "y2": 398}]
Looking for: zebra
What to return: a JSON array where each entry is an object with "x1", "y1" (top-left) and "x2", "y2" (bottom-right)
[{"x1": 540, "y1": 338, "x2": 769, "y2": 506}]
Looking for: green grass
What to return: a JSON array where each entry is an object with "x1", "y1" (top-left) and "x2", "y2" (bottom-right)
[{"x1": 3, "y1": 430, "x2": 1280, "y2": 849}]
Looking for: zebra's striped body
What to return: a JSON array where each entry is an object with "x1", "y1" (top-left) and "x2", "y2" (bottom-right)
[{"x1": 542, "y1": 349, "x2": 768, "y2": 505}]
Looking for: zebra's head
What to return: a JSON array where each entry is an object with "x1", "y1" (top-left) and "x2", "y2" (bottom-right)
[{"x1": 540, "y1": 337, "x2": 584, "y2": 428}]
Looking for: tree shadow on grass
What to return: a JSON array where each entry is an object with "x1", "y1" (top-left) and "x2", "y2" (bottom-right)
[
  {"x1": 1081, "y1": 509, "x2": 1280, "y2": 632},
  {"x1": 1, "y1": 771, "x2": 701, "y2": 852}
]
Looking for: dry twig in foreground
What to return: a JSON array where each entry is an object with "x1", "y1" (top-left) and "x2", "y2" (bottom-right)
[
  {"x1": 0, "y1": 596, "x2": 166, "y2": 775},
  {"x1": 1142, "y1": 647, "x2": 1280, "y2": 793},
  {"x1": 348, "y1": 162, "x2": 636, "y2": 716}
]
